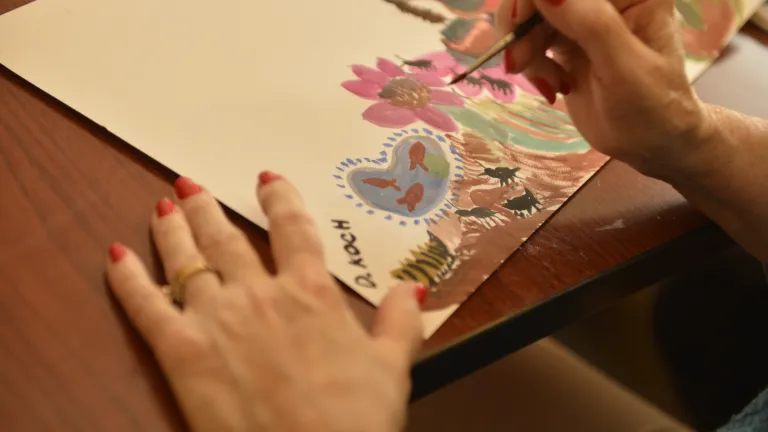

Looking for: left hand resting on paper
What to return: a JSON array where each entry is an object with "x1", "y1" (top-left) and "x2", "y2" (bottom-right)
[{"x1": 106, "y1": 174, "x2": 427, "y2": 432}]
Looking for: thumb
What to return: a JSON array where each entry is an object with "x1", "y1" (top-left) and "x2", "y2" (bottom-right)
[
  {"x1": 372, "y1": 283, "x2": 427, "y2": 363},
  {"x1": 532, "y1": 0, "x2": 645, "y2": 70}
]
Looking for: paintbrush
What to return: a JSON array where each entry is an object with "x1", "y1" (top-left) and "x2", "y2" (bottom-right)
[{"x1": 448, "y1": 12, "x2": 544, "y2": 85}]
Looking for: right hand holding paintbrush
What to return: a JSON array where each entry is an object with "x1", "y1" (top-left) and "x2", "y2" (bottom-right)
[
  {"x1": 497, "y1": 0, "x2": 707, "y2": 175},
  {"x1": 499, "y1": 0, "x2": 768, "y2": 261}
]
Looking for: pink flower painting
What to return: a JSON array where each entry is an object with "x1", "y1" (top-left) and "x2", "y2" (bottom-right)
[
  {"x1": 399, "y1": 51, "x2": 541, "y2": 102},
  {"x1": 342, "y1": 58, "x2": 464, "y2": 132}
]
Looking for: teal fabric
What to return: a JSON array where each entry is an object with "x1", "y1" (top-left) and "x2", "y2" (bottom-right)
[{"x1": 718, "y1": 388, "x2": 768, "y2": 431}]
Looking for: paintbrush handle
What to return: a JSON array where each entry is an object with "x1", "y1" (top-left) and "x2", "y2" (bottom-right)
[
  {"x1": 482, "y1": 12, "x2": 544, "y2": 66},
  {"x1": 514, "y1": 11, "x2": 544, "y2": 41},
  {"x1": 449, "y1": 12, "x2": 544, "y2": 85}
]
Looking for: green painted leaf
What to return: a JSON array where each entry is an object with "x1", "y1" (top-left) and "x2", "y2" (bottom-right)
[
  {"x1": 440, "y1": 0, "x2": 485, "y2": 13},
  {"x1": 437, "y1": 105, "x2": 590, "y2": 154},
  {"x1": 676, "y1": 0, "x2": 705, "y2": 29},
  {"x1": 437, "y1": 106, "x2": 510, "y2": 143},
  {"x1": 440, "y1": 18, "x2": 474, "y2": 43},
  {"x1": 423, "y1": 153, "x2": 450, "y2": 179},
  {"x1": 500, "y1": 125, "x2": 591, "y2": 153}
]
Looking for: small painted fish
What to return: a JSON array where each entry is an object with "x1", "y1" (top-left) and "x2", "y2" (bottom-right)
[
  {"x1": 396, "y1": 182, "x2": 425, "y2": 213},
  {"x1": 409, "y1": 141, "x2": 429, "y2": 172},
  {"x1": 362, "y1": 177, "x2": 401, "y2": 191}
]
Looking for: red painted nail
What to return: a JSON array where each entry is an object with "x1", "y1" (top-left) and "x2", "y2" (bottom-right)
[
  {"x1": 156, "y1": 198, "x2": 175, "y2": 217},
  {"x1": 504, "y1": 48, "x2": 515, "y2": 74},
  {"x1": 258, "y1": 171, "x2": 282, "y2": 187},
  {"x1": 109, "y1": 242, "x2": 126, "y2": 263},
  {"x1": 560, "y1": 82, "x2": 571, "y2": 96},
  {"x1": 415, "y1": 284, "x2": 429, "y2": 306},
  {"x1": 511, "y1": 0, "x2": 519, "y2": 19},
  {"x1": 544, "y1": 0, "x2": 565, "y2": 6},
  {"x1": 530, "y1": 77, "x2": 556, "y2": 105},
  {"x1": 174, "y1": 177, "x2": 202, "y2": 199}
]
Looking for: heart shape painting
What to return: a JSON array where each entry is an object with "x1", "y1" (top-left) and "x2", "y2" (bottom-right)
[{"x1": 333, "y1": 128, "x2": 463, "y2": 226}]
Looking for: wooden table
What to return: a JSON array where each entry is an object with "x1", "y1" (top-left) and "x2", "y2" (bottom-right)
[{"x1": 1, "y1": 0, "x2": 766, "y2": 425}]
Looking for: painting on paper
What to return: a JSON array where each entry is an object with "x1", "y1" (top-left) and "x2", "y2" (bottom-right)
[
  {"x1": 0, "y1": 0, "x2": 760, "y2": 337},
  {"x1": 334, "y1": 0, "x2": 763, "y2": 312}
]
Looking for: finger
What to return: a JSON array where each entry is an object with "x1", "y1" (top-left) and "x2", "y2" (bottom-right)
[
  {"x1": 497, "y1": 0, "x2": 536, "y2": 30},
  {"x1": 174, "y1": 177, "x2": 267, "y2": 282},
  {"x1": 106, "y1": 242, "x2": 181, "y2": 345},
  {"x1": 505, "y1": 23, "x2": 556, "y2": 74},
  {"x1": 256, "y1": 171, "x2": 328, "y2": 280},
  {"x1": 152, "y1": 197, "x2": 221, "y2": 308},
  {"x1": 522, "y1": 54, "x2": 570, "y2": 105},
  {"x1": 549, "y1": 35, "x2": 587, "y2": 72},
  {"x1": 497, "y1": 0, "x2": 556, "y2": 74},
  {"x1": 531, "y1": 0, "x2": 648, "y2": 71},
  {"x1": 373, "y1": 283, "x2": 426, "y2": 365}
]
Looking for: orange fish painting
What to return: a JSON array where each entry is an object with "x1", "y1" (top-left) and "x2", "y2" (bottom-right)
[
  {"x1": 362, "y1": 177, "x2": 401, "y2": 191},
  {"x1": 409, "y1": 141, "x2": 429, "y2": 172},
  {"x1": 396, "y1": 182, "x2": 425, "y2": 213}
]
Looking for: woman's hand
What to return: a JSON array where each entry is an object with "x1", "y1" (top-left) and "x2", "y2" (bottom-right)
[
  {"x1": 106, "y1": 174, "x2": 427, "y2": 432},
  {"x1": 497, "y1": 0, "x2": 712, "y2": 178},
  {"x1": 496, "y1": 0, "x2": 768, "y2": 259}
]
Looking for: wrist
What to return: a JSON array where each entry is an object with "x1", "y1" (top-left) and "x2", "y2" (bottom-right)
[{"x1": 633, "y1": 101, "x2": 726, "y2": 187}]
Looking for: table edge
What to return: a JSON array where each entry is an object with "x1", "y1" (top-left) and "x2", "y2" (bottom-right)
[{"x1": 410, "y1": 221, "x2": 733, "y2": 400}]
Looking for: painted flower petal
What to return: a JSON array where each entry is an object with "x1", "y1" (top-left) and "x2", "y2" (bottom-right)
[
  {"x1": 362, "y1": 101, "x2": 418, "y2": 128},
  {"x1": 410, "y1": 73, "x2": 446, "y2": 88},
  {"x1": 351, "y1": 65, "x2": 390, "y2": 85},
  {"x1": 413, "y1": 106, "x2": 458, "y2": 132},
  {"x1": 377, "y1": 58, "x2": 406, "y2": 77},
  {"x1": 418, "y1": 51, "x2": 458, "y2": 64},
  {"x1": 430, "y1": 89, "x2": 465, "y2": 107},
  {"x1": 456, "y1": 80, "x2": 483, "y2": 97},
  {"x1": 486, "y1": 81, "x2": 517, "y2": 103},
  {"x1": 341, "y1": 79, "x2": 383, "y2": 100}
]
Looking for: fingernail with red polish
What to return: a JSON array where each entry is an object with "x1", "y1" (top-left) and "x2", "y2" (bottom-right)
[
  {"x1": 258, "y1": 171, "x2": 282, "y2": 187},
  {"x1": 530, "y1": 77, "x2": 556, "y2": 105},
  {"x1": 504, "y1": 48, "x2": 515, "y2": 74},
  {"x1": 511, "y1": 0, "x2": 519, "y2": 19},
  {"x1": 415, "y1": 284, "x2": 429, "y2": 306},
  {"x1": 156, "y1": 198, "x2": 175, "y2": 217},
  {"x1": 174, "y1": 177, "x2": 202, "y2": 199},
  {"x1": 109, "y1": 242, "x2": 126, "y2": 263},
  {"x1": 560, "y1": 82, "x2": 571, "y2": 96}
]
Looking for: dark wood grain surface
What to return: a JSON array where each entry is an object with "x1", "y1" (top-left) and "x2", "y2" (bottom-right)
[{"x1": 1, "y1": 0, "x2": 766, "y2": 427}]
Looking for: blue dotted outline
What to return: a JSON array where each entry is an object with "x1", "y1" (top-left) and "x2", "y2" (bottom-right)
[{"x1": 332, "y1": 128, "x2": 463, "y2": 226}]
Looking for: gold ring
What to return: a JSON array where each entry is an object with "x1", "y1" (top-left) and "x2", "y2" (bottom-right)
[{"x1": 161, "y1": 262, "x2": 220, "y2": 303}]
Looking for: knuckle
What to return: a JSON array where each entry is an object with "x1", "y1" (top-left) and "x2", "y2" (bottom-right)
[
  {"x1": 270, "y1": 206, "x2": 316, "y2": 231},
  {"x1": 574, "y1": 15, "x2": 610, "y2": 41},
  {"x1": 166, "y1": 251, "x2": 205, "y2": 280},
  {"x1": 196, "y1": 227, "x2": 249, "y2": 256},
  {"x1": 113, "y1": 265, "x2": 144, "y2": 290},
  {"x1": 561, "y1": 2, "x2": 621, "y2": 43},
  {"x1": 152, "y1": 215, "x2": 178, "y2": 237},
  {"x1": 291, "y1": 272, "x2": 338, "y2": 301},
  {"x1": 215, "y1": 305, "x2": 249, "y2": 337}
]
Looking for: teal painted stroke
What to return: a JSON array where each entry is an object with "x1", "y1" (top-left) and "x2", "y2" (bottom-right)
[{"x1": 437, "y1": 106, "x2": 591, "y2": 154}]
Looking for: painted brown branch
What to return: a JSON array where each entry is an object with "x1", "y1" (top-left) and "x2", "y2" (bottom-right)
[{"x1": 381, "y1": 0, "x2": 447, "y2": 24}]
